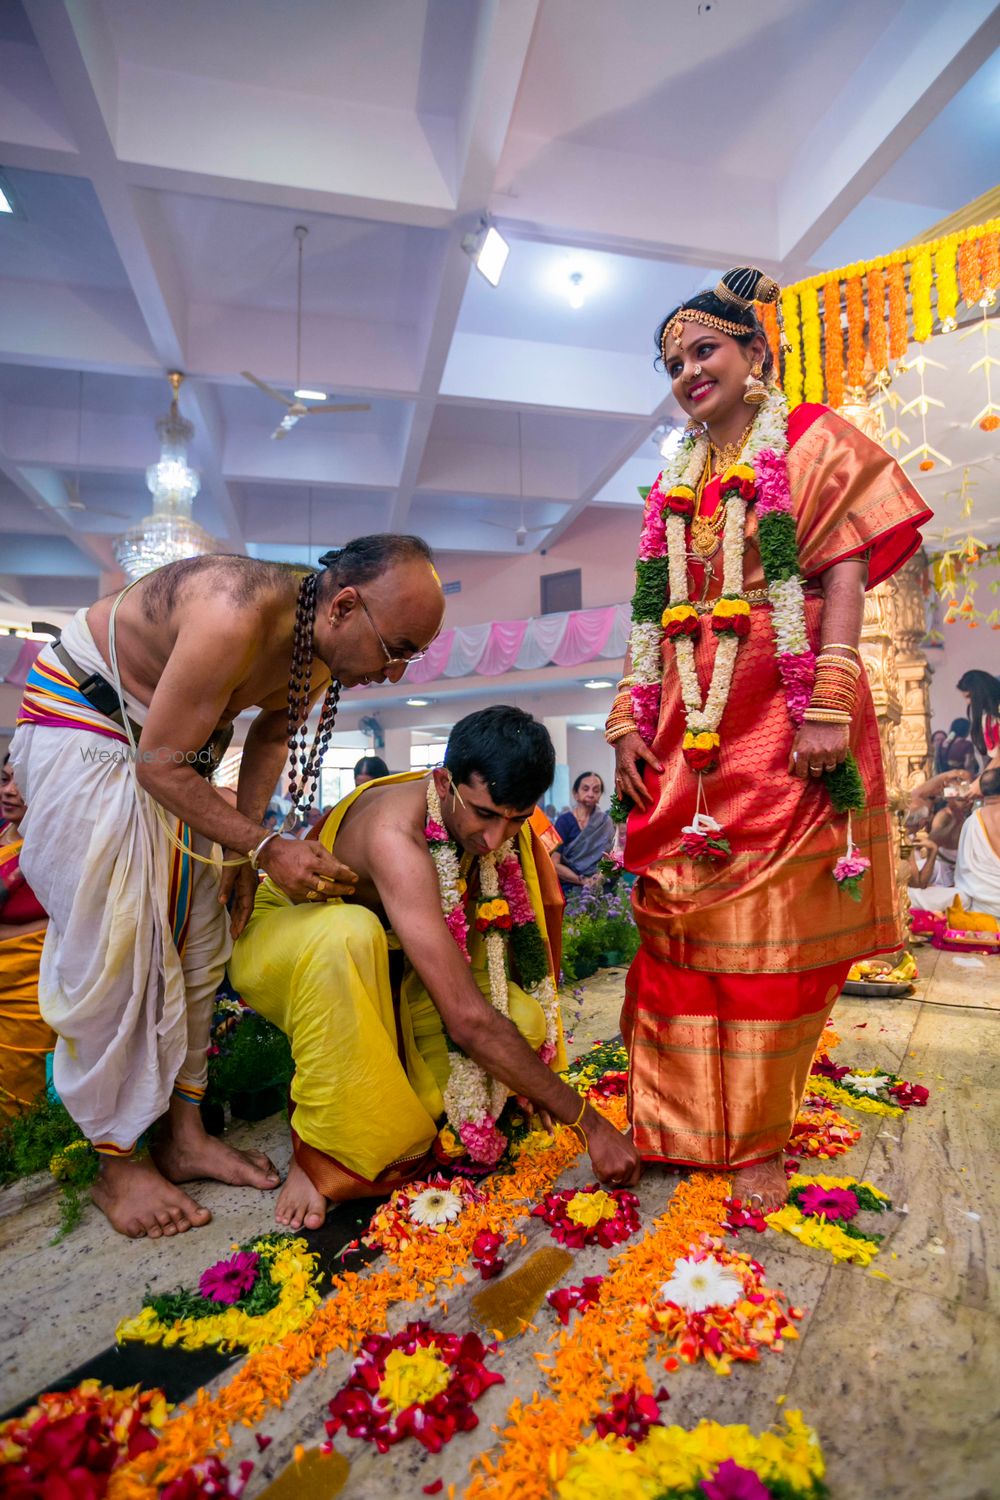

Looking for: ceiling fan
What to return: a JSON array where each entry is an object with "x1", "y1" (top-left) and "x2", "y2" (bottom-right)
[
  {"x1": 242, "y1": 225, "x2": 370, "y2": 440},
  {"x1": 48, "y1": 372, "x2": 130, "y2": 522},
  {"x1": 480, "y1": 412, "x2": 551, "y2": 547}
]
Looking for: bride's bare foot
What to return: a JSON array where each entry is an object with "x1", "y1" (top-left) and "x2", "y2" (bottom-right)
[
  {"x1": 733, "y1": 1153, "x2": 789, "y2": 1214},
  {"x1": 91, "y1": 1156, "x2": 212, "y2": 1238},
  {"x1": 275, "y1": 1157, "x2": 328, "y2": 1231},
  {"x1": 152, "y1": 1097, "x2": 280, "y2": 1192}
]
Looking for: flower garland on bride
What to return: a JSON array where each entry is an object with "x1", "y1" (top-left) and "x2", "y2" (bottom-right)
[
  {"x1": 424, "y1": 777, "x2": 560, "y2": 1165},
  {"x1": 622, "y1": 384, "x2": 864, "y2": 849}
]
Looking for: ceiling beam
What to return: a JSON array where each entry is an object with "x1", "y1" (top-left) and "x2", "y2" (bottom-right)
[
  {"x1": 777, "y1": 0, "x2": 1000, "y2": 269},
  {"x1": 387, "y1": 0, "x2": 542, "y2": 532},
  {"x1": 21, "y1": 0, "x2": 244, "y2": 548}
]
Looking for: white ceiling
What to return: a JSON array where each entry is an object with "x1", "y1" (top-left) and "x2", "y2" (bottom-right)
[{"x1": 0, "y1": 0, "x2": 998, "y2": 613}]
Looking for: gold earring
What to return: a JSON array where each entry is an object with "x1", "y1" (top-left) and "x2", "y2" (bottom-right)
[{"x1": 743, "y1": 362, "x2": 767, "y2": 406}]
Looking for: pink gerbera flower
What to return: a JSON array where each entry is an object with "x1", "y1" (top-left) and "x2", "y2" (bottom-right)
[
  {"x1": 798, "y1": 1185, "x2": 859, "y2": 1221},
  {"x1": 199, "y1": 1250, "x2": 260, "y2": 1304},
  {"x1": 700, "y1": 1459, "x2": 772, "y2": 1500}
]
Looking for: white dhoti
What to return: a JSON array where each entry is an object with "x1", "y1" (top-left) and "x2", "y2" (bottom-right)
[
  {"x1": 9, "y1": 609, "x2": 229, "y2": 1150},
  {"x1": 955, "y1": 811, "x2": 1000, "y2": 921}
]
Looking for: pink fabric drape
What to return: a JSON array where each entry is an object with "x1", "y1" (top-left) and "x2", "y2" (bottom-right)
[
  {"x1": 403, "y1": 604, "x2": 626, "y2": 686},
  {"x1": 551, "y1": 608, "x2": 617, "y2": 665}
]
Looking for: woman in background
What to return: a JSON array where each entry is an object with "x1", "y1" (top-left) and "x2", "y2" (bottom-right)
[
  {"x1": 551, "y1": 772, "x2": 615, "y2": 896},
  {"x1": 958, "y1": 671, "x2": 1000, "y2": 782},
  {"x1": 0, "y1": 755, "x2": 55, "y2": 1116},
  {"x1": 354, "y1": 755, "x2": 390, "y2": 787}
]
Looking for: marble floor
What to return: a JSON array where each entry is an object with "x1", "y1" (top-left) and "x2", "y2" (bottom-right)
[{"x1": 0, "y1": 946, "x2": 997, "y2": 1499}]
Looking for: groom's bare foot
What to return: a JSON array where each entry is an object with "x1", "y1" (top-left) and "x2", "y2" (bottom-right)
[
  {"x1": 91, "y1": 1156, "x2": 211, "y2": 1239},
  {"x1": 733, "y1": 1153, "x2": 789, "y2": 1214},
  {"x1": 152, "y1": 1097, "x2": 280, "y2": 1192},
  {"x1": 275, "y1": 1158, "x2": 328, "y2": 1231}
]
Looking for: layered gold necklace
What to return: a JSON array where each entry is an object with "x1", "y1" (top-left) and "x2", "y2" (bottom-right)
[{"x1": 689, "y1": 420, "x2": 755, "y2": 558}]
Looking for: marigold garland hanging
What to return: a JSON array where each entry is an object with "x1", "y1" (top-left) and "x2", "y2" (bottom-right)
[
  {"x1": 958, "y1": 238, "x2": 983, "y2": 305},
  {"x1": 866, "y1": 265, "x2": 888, "y2": 374},
  {"x1": 822, "y1": 280, "x2": 844, "y2": 408},
  {"x1": 887, "y1": 262, "x2": 908, "y2": 360},
  {"x1": 936, "y1": 242, "x2": 959, "y2": 330},
  {"x1": 911, "y1": 249, "x2": 934, "y2": 342},
  {"x1": 844, "y1": 275, "x2": 866, "y2": 387},
  {"x1": 983, "y1": 230, "x2": 999, "y2": 300},
  {"x1": 758, "y1": 297, "x2": 782, "y2": 378},
  {"x1": 800, "y1": 284, "x2": 823, "y2": 403},
  {"x1": 780, "y1": 287, "x2": 803, "y2": 407}
]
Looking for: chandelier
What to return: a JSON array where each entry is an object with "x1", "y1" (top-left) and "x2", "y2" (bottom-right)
[{"x1": 113, "y1": 372, "x2": 219, "y2": 581}]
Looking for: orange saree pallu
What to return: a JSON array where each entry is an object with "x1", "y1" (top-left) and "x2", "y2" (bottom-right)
[{"x1": 622, "y1": 403, "x2": 930, "y2": 1168}]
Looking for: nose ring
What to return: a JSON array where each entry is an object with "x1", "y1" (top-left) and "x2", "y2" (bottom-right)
[{"x1": 693, "y1": 365, "x2": 702, "y2": 377}]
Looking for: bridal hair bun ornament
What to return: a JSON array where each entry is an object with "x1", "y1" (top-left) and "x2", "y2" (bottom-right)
[
  {"x1": 714, "y1": 266, "x2": 781, "y2": 310},
  {"x1": 662, "y1": 265, "x2": 783, "y2": 364}
]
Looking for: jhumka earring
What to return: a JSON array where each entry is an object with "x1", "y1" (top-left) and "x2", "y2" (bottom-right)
[{"x1": 743, "y1": 362, "x2": 767, "y2": 406}]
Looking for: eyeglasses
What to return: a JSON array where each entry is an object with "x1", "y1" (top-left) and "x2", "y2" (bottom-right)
[{"x1": 354, "y1": 587, "x2": 426, "y2": 669}]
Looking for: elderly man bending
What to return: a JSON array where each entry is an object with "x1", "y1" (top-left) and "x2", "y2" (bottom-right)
[
  {"x1": 11, "y1": 535, "x2": 444, "y2": 1238},
  {"x1": 229, "y1": 706, "x2": 641, "y2": 1229}
]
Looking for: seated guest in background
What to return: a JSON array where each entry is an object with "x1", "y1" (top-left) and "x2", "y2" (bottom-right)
[
  {"x1": 550, "y1": 772, "x2": 615, "y2": 896},
  {"x1": 939, "y1": 717, "x2": 978, "y2": 777},
  {"x1": 0, "y1": 756, "x2": 55, "y2": 1117},
  {"x1": 954, "y1": 766, "x2": 1000, "y2": 921},
  {"x1": 230, "y1": 706, "x2": 640, "y2": 1230},
  {"x1": 930, "y1": 729, "x2": 947, "y2": 774},
  {"x1": 354, "y1": 755, "x2": 390, "y2": 786},
  {"x1": 905, "y1": 802, "x2": 956, "y2": 913},
  {"x1": 909, "y1": 769, "x2": 975, "y2": 889}
]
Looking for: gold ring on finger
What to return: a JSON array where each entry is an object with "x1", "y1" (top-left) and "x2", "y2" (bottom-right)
[{"x1": 305, "y1": 890, "x2": 320, "y2": 902}]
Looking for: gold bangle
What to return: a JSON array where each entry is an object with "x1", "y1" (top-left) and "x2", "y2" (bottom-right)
[
  {"x1": 816, "y1": 656, "x2": 861, "y2": 677},
  {"x1": 617, "y1": 675, "x2": 638, "y2": 690},
  {"x1": 803, "y1": 710, "x2": 852, "y2": 723},
  {"x1": 606, "y1": 723, "x2": 639, "y2": 744},
  {"x1": 821, "y1": 643, "x2": 861, "y2": 658}
]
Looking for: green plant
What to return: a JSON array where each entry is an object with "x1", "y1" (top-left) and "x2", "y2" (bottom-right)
[{"x1": 206, "y1": 1006, "x2": 294, "y2": 1107}]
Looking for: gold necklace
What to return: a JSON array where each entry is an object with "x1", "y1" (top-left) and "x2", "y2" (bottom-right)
[
  {"x1": 708, "y1": 419, "x2": 755, "y2": 476},
  {"x1": 689, "y1": 454, "x2": 726, "y2": 558}
]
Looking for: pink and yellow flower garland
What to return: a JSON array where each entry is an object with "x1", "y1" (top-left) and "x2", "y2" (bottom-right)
[
  {"x1": 624, "y1": 385, "x2": 865, "y2": 825},
  {"x1": 424, "y1": 778, "x2": 559, "y2": 1163}
]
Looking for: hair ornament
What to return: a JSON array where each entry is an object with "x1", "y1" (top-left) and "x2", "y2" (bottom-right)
[{"x1": 716, "y1": 265, "x2": 781, "y2": 309}]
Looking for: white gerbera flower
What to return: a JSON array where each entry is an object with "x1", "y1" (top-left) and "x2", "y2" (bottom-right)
[
  {"x1": 841, "y1": 1073, "x2": 890, "y2": 1096},
  {"x1": 659, "y1": 1255, "x2": 744, "y2": 1312},
  {"x1": 408, "y1": 1187, "x2": 465, "y2": 1228}
]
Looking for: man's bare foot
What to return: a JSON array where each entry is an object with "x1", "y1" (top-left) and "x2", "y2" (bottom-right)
[
  {"x1": 732, "y1": 1154, "x2": 789, "y2": 1214},
  {"x1": 152, "y1": 1096, "x2": 280, "y2": 1192},
  {"x1": 91, "y1": 1156, "x2": 212, "y2": 1239},
  {"x1": 275, "y1": 1157, "x2": 328, "y2": 1231}
]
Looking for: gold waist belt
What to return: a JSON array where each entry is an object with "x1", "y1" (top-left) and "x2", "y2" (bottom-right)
[{"x1": 691, "y1": 587, "x2": 822, "y2": 615}]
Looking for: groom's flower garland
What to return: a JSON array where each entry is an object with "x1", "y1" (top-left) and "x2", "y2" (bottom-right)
[
  {"x1": 622, "y1": 385, "x2": 864, "y2": 822},
  {"x1": 425, "y1": 778, "x2": 559, "y2": 1165}
]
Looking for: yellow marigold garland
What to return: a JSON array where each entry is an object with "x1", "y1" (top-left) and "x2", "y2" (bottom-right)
[
  {"x1": 800, "y1": 285, "x2": 822, "y2": 404},
  {"x1": 911, "y1": 249, "x2": 934, "y2": 342},
  {"x1": 465, "y1": 1174, "x2": 731, "y2": 1499},
  {"x1": 108, "y1": 1123, "x2": 586, "y2": 1500},
  {"x1": 936, "y1": 242, "x2": 959, "y2": 329},
  {"x1": 780, "y1": 287, "x2": 803, "y2": 407}
]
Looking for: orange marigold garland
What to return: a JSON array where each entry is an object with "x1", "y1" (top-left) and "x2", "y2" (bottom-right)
[
  {"x1": 867, "y1": 266, "x2": 888, "y2": 374},
  {"x1": 911, "y1": 249, "x2": 934, "y2": 342},
  {"x1": 465, "y1": 1174, "x2": 731, "y2": 1500},
  {"x1": 800, "y1": 285, "x2": 822, "y2": 404},
  {"x1": 758, "y1": 298, "x2": 782, "y2": 379},
  {"x1": 958, "y1": 238, "x2": 983, "y2": 306},
  {"x1": 887, "y1": 262, "x2": 908, "y2": 361},
  {"x1": 822, "y1": 280, "x2": 844, "y2": 408},
  {"x1": 844, "y1": 274, "x2": 866, "y2": 387},
  {"x1": 982, "y1": 230, "x2": 999, "y2": 302}
]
